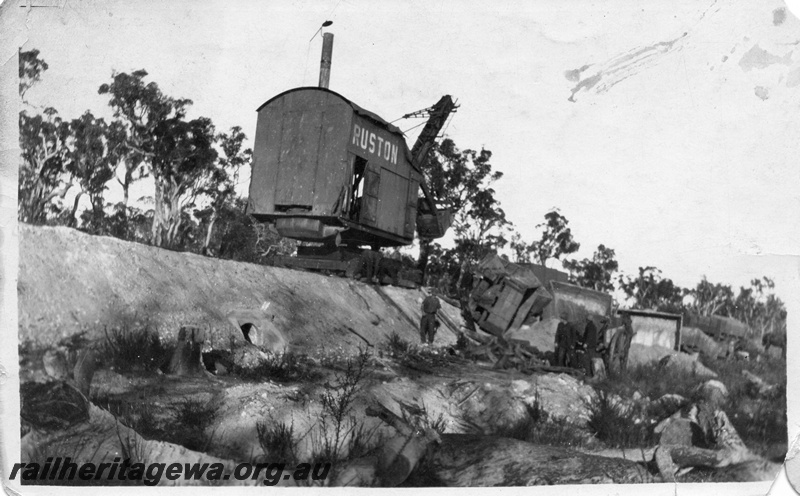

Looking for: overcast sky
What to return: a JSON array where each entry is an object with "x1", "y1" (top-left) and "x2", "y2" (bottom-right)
[{"x1": 13, "y1": 0, "x2": 800, "y2": 297}]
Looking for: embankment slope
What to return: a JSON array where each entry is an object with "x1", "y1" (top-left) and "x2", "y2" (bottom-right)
[{"x1": 18, "y1": 225, "x2": 462, "y2": 350}]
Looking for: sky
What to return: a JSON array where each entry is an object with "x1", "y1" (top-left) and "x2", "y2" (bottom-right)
[{"x1": 10, "y1": 0, "x2": 800, "y2": 298}]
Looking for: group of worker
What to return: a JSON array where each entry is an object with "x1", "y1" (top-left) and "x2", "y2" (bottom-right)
[
  {"x1": 554, "y1": 313, "x2": 634, "y2": 378},
  {"x1": 355, "y1": 248, "x2": 405, "y2": 285}
]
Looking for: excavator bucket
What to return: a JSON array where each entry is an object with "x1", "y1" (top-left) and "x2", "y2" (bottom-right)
[{"x1": 416, "y1": 207, "x2": 452, "y2": 238}]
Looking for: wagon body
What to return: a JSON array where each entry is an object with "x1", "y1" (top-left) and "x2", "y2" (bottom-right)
[{"x1": 247, "y1": 87, "x2": 423, "y2": 247}]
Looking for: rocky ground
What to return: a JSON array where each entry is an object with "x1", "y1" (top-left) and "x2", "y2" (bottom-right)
[{"x1": 15, "y1": 225, "x2": 788, "y2": 487}]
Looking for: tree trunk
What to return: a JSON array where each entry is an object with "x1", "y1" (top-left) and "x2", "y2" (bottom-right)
[
  {"x1": 68, "y1": 192, "x2": 83, "y2": 227},
  {"x1": 419, "y1": 435, "x2": 654, "y2": 485},
  {"x1": 203, "y1": 210, "x2": 218, "y2": 255},
  {"x1": 72, "y1": 348, "x2": 97, "y2": 396},
  {"x1": 166, "y1": 326, "x2": 207, "y2": 376}
]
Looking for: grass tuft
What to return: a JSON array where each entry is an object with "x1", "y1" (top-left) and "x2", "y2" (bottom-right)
[
  {"x1": 586, "y1": 390, "x2": 656, "y2": 449},
  {"x1": 103, "y1": 325, "x2": 171, "y2": 373},
  {"x1": 257, "y1": 419, "x2": 300, "y2": 466},
  {"x1": 235, "y1": 351, "x2": 320, "y2": 383}
]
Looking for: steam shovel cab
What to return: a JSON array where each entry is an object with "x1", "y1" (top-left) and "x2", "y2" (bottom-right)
[{"x1": 247, "y1": 87, "x2": 442, "y2": 256}]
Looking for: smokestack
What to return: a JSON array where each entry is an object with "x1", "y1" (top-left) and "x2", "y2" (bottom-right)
[{"x1": 318, "y1": 32, "x2": 334, "y2": 88}]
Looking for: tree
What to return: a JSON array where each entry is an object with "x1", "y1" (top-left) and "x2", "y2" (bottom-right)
[
  {"x1": 98, "y1": 70, "x2": 186, "y2": 218},
  {"x1": 19, "y1": 108, "x2": 73, "y2": 224},
  {"x1": 563, "y1": 244, "x2": 619, "y2": 292},
  {"x1": 684, "y1": 276, "x2": 734, "y2": 317},
  {"x1": 511, "y1": 209, "x2": 580, "y2": 268},
  {"x1": 19, "y1": 48, "x2": 48, "y2": 102},
  {"x1": 618, "y1": 266, "x2": 684, "y2": 313},
  {"x1": 150, "y1": 115, "x2": 218, "y2": 249},
  {"x1": 18, "y1": 49, "x2": 74, "y2": 224},
  {"x1": 195, "y1": 126, "x2": 252, "y2": 255},
  {"x1": 99, "y1": 70, "x2": 217, "y2": 249},
  {"x1": 417, "y1": 138, "x2": 510, "y2": 276},
  {"x1": 64, "y1": 111, "x2": 121, "y2": 228},
  {"x1": 730, "y1": 277, "x2": 786, "y2": 337}
]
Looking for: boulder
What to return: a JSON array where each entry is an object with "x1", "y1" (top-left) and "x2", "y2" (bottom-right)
[
  {"x1": 42, "y1": 348, "x2": 70, "y2": 380},
  {"x1": 658, "y1": 354, "x2": 717, "y2": 379},
  {"x1": 627, "y1": 344, "x2": 677, "y2": 367},
  {"x1": 680, "y1": 326, "x2": 724, "y2": 357},
  {"x1": 229, "y1": 341, "x2": 274, "y2": 372},
  {"x1": 658, "y1": 418, "x2": 699, "y2": 446},
  {"x1": 694, "y1": 379, "x2": 728, "y2": 407},
  {"x1": 742, "y1": 370, "x2": 779, "y2": 399},
  {"x1": 650, "y1": 393, "x2": 689, "y2": 418}
]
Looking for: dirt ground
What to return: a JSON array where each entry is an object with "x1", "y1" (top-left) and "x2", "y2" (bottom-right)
[{"x1": 15, "y1": 224, "x2": 786, "y2": 487}]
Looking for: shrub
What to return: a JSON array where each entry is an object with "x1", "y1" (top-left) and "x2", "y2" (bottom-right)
[
  {"x1": 593, "y1": 362, "x2": 705, "y2": 402},
  {"x1": 384, "y1": 332, "x2": 411, "y2": 357},
  {"x1": 587, "y1": 391, "x2": 656, "y2": 449},
  {"x1": 97, "y1": 397, "x2": 160, "y2": 439},
  {"x1": 311, "y1": 348, "x2": 378, "y2": 470},
  {"x1": 401, "y1": 401, "x2": 448, "y2": 435},
  {"x1": 458, "y1": 393, "x2": 587, "y2": 448},
  {"x1": 257, "y1": 419, "x2": 300, "y2": 466},
  {"x1": 164, "y1": 399, "x2": 217, "y2": 452},
  {"x1": 701, "y1": 356, "x2": 787, "y2": 460},
  {"x1": 236, "y1": 351, "x2": 319, "y2": 383},
  {"x1": 103, "y1": 325, "x2": 170, "y2": 373}
]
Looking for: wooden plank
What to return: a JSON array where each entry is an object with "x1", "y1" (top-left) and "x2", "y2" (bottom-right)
[
  {"x1": 510, "y1": 291, "x2": 538, "y2": 330},
  {"x1": 374, "y1": 168, "x2": 406, "y2": 236},
  {"x1": 249, "y1": 100, "x2": 285, "y2": 215},
  {"x1": 313, "y1": 98, "x2": 351, "y2": 215},
  {"x1": 274, "y1": 255, "x2": 350, "y2": 272}
]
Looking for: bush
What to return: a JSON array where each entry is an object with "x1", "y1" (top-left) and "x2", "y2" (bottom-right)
[
  {"x1": 164, "y1": 399, "x2": 217, "y2": 452},
  {"x1": 592, "y1": 362, "x2": 705, "y2": 402},
  {"x1": 587, "y1": 391, "x2": 656, "y2": 449},
  {"x1": 311, "y1": 348, "x2": 377, "y2": 467},
  {"x1": 401, "y1": 401, "x2": 449, "y2": 435},
  {"x1": 97, "y1": 397, "x2": 160, "y2": 439},
  {"x1": 103, "y1": 325, "x2": 170, "y2": 373},
  {"x1": 702, "y1": 356, "x2": 787, "y2": 460},
  {"x1": 383, "y1": 332, "x2": 411, "y2": 357},
  {"x1": 257, "y1": 419, "x2": 300, "y2": 466},
  {"x1": 173, "y1": 398, "x2": 216, "y2": 428},
  {"x1": 459, "y1": 393, "x2": 587, "y2": 448},
  {"x1": 235, "y1": 351, "x2": 319, "y2": 383}
]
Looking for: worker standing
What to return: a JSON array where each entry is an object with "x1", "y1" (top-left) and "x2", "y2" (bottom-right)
[
  {"x1": 581, "y1": 317, "x2": 599, "y2": 377},
  {"x1": 609, "y1": 313, "x2": 635, "y2": 374},
  {"x1": 360, "y1": 248, "x2": 383, "y2": 284},
  {"x1": 554, "y1": 313, "x2": 578, "y2": 368},
  {"x1": 457, "y1": 260, "x2": 476, "y2": 332},
  {"x1": 420, "y1": 289, "x2": 441, "y2": 345}
]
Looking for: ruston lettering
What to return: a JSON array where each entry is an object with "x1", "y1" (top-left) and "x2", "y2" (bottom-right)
[{"x1": 352, "y1": 122, "x2": 398, "y2": 165}]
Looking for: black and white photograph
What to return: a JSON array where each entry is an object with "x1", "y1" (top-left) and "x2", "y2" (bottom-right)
[{"x1": 1, "y1": 0, "x2": 798, "y2": 491}]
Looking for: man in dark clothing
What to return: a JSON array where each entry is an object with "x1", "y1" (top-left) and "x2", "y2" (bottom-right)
[
  {"x1": 420, "y1": 292, "x2": 441, "y2": 344},
  {"x1": 617, "y1": 313, "x2": 634, "y2": 373},
  {"x1": 457, "y1": 261, "x2": 477, "y2": 332},
  {"x1": 581, "y1": 318, "x2": 599, "y2": 377},
  {"x1": 420, "y1": 314, "x2": 440, "y2": 345},
  {"x1": 554, "y1": 313, "x2": 578, "y2": 368},
  {"x1": 360, "y1": 248, "x2": 383, "y2": 283}
]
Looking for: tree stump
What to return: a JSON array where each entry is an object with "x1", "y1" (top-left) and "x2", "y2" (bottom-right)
[
  {"x1": 167, "y1": 326, "x2": 207, "y2": 376},
  {"x1": 72, "y1": 348, "x2": 98, "y2": 396}
]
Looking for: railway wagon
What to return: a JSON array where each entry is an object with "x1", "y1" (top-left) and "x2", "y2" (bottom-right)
[{"x1": 247, "y1": 86, "x2": 427, "y2": 249}]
